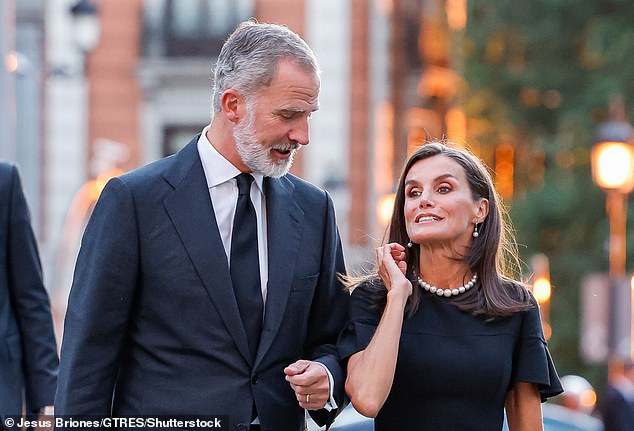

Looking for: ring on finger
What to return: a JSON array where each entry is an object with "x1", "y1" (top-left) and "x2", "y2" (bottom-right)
[{"x1": 306, "y1": 394, "x2": 310, "y2": 403}]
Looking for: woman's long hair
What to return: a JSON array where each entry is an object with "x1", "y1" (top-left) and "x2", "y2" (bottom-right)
[{"x1": 348, "y1": 141, "x2": 532, "y2": 320}]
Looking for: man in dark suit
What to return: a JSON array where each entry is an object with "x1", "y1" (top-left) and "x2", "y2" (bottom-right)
[
  {"x1": 0, "y1": 162, "x2": 58, "y2": 420},
  {"x1": 55, "y1": 21, "x2": 349, "y2": 431}
]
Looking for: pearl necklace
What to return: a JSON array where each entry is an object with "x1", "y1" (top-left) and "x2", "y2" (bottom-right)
[{"x1": 417, "y1": 274, "x2": 478, "y2": 297}]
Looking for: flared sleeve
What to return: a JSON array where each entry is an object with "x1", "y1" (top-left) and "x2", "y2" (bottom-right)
[
  {"x1": 511, "y1": 303, "x2": 563, "y2": 401},
  {"x1": 337, "y1": 282, "x2": 383, "y2": 361}
]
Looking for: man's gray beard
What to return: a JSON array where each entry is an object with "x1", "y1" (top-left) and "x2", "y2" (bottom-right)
[{"x1": 233, "y1": 111, "x2": 297, "y2": 178}]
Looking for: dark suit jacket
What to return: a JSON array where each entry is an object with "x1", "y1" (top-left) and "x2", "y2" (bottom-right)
[
  {"x1": 0, "y1": 162, "x2": 58, "y2": 416},
  {"x1": 55, "y1": 138, "x2": 349, "y2": 431}
]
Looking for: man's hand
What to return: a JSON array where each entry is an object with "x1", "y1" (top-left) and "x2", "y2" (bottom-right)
[{"x1": 284, "y1": 359, "x2": 330, "y2": 410}]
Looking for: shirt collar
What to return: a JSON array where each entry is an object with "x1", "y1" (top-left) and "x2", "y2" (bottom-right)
[{"x1": 197, "y1": 125, "x2": 265, "y2": 193}]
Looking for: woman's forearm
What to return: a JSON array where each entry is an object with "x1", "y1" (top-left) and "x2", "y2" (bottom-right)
[
  {"x1": 345, "y1": 291, "x2": 408, "y2": 418},
  {"x1": 505, "y1": 382, "x2": 543, "y2": 431}
]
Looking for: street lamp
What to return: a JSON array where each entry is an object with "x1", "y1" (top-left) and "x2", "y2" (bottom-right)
[
  {"x1": 591, "y1": 140, "x2": 634, "y2": 277},
  {"x1": 592, "y1": 96, "x2": 634, "y2": 277},
  {"x1": 591, "y1": 98, "x2": 634, "y2": 367}
]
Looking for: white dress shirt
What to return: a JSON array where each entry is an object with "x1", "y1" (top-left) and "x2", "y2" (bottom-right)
[{"x1": 197, "y1": 127, "x2": 269, "y2": 309}]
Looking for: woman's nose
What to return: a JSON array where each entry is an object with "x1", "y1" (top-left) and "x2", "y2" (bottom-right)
[{"x1": 418, "y1": 193, "x2": 434, "y2": 207}]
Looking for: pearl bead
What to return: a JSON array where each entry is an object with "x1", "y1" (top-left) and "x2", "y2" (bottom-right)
[{"x1": 416, "y1": 274, "x2": 478, "y2": 298}]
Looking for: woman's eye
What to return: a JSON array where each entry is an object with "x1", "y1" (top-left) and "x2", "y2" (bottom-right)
[
  {"x1": 437, "y1": 185, "x2": 451, "y2": 193},
  {"x1": 407, "y1": 189, "x2": 421, "y2": 197}
]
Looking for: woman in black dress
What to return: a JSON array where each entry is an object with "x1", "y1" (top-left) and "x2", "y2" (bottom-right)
[{"x1": 339, "y1": 142, "x2": 563, "y2": 430}]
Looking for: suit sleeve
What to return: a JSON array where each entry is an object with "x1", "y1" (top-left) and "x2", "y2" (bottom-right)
[
  {"x1": 55, "y1": 177, "x2": 139, "y2": 414},
  {"x1": 6, "y1": 165, "x2": 58, "y2": 411},
  {"x1": 305, "y1": 191, "x2": 350, "y2": 428}
]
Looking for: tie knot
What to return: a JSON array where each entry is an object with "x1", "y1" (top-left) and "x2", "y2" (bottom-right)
[{"x1": 236, "y1": 173, "x2": 254, "y2": 196}]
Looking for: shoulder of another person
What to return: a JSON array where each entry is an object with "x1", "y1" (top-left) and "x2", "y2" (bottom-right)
[
  {"x1": 0, "y1": 161, "x2": 12, "y2": 174},
  {"x1": 0, "y1": 162, "x2": 16, "y2": 185},
  {"x1": 0, "y1": 163, "x2": 18, "y2": 206}
]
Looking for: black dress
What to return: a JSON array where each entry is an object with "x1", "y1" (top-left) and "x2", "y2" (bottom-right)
[{"x1": 338, "y1": 282, "x2": 563, "y2": 431}]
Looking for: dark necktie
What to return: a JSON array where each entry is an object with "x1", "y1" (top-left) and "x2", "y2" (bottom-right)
[{"x1": 230, "y1": 173, "x2": 263, "y2": 362}]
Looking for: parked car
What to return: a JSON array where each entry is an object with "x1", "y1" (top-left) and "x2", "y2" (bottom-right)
[{"x1": 307, "y1": 402, "x2": 604, "y2": 431}]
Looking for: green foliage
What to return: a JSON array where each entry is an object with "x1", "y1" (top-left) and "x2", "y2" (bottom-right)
[{"x1": 465, "y1": 0, "x2": 634, "y2": 395}]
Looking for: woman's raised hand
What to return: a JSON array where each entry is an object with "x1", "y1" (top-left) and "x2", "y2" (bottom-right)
[{"x1": 376, "y1": 243, "x2": 412, "y2": 302}]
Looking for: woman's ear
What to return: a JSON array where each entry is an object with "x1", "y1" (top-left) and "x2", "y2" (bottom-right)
[{"x1": 475, "y1": 198, "x2": 489, "y2": 222}]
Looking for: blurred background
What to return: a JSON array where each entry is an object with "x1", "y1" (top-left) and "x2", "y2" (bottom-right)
[{"x1": 3, "y1": 0, "x2": 634, "y2": 427}]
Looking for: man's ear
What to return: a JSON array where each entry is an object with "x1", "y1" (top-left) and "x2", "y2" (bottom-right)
[{"x1": 220, "y1": 89, "x2": 245, "y2": 123}]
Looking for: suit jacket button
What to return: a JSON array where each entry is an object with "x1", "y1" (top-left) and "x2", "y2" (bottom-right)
[
  {"x1": 251, "y1": 375, "x2": 259, "y2": 384},
  {"x1": 236, "y1": 424, "x2": 249, "y2": 431}
]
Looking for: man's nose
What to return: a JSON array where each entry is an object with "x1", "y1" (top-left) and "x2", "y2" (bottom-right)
[{"x1": 288, "y1": 120, "x2": 310, "y2": 146}]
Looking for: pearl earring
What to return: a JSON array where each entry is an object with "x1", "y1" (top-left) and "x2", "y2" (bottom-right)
[
  {"x1": 472, "y1": 222, "x2": 479, "y2": 238},
  {"x1": 407, "y1": 241, "x2": 413, "y2": 248}
]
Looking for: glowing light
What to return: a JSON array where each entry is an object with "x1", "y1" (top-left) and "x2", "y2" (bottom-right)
[
  {"x1": 533, "y1": 277, "x2": 552, "y2": 303},
  {"x1": 495, "y1": 143, "x2": 514, "y2": 199},
  {"x1": 446, "y1": 107, "x2": 466, "y2": 143},
  {"x1": 447, "y1": 0, "x2": 467, "y2": 31},
  {"x1": 5, "y1": 51, "x2": 18, "y2": 73},
  {"x1": 591, "y1": 142, "x2": 634, "y2": 192},
  {"x1": 377, "y1": 194, "x2": 396, "y2": 227},
  {"x1": 579, "y1": 389, "x2": 597, "y2": 410}
]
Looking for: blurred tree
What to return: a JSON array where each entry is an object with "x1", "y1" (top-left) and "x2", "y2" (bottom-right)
[{"x1": 464, "y1": 0, "x2": 634, "y2": 394}]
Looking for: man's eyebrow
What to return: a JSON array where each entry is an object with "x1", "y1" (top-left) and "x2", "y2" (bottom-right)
[{"x1": 278, "y1": 105, "x2": 320, "y2": 114}]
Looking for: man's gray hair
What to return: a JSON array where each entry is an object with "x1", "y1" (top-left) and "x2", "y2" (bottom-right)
[{"x1": 212, "y1": 20, "x2": 320, "y2": 112}]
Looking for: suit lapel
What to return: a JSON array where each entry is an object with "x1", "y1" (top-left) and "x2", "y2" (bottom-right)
[
  {"x1": 255, "y1": 176, "x2": 304, "y2": 366},
  {"x1": 162, "y1": 139, "x2": 252, "y2": 365}
]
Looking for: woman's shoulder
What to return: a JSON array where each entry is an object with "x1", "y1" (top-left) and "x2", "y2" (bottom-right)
[
  {"x1": 498, "y1": 280, "x2": 543, "y2": 330},
  {"x1": 346, "y1": 274, "x2": 389, "y2": 305},
  {"x1": 500, "y1": 277, "x2": 534, "y2": 305},
  {"x1": 466, "y1": 277, "x2": 534, "y2": 321},
  {"x1": 350, "y1": 275, "x2": 385, "y2": 298}
]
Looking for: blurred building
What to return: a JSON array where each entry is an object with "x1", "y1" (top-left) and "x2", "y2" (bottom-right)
[
  {"x1": 0, "y1": 0, "x2": 467, "y2": 338},
  {"x1": 0, "y1": 0, "x2": 46, "y2": 230}
]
